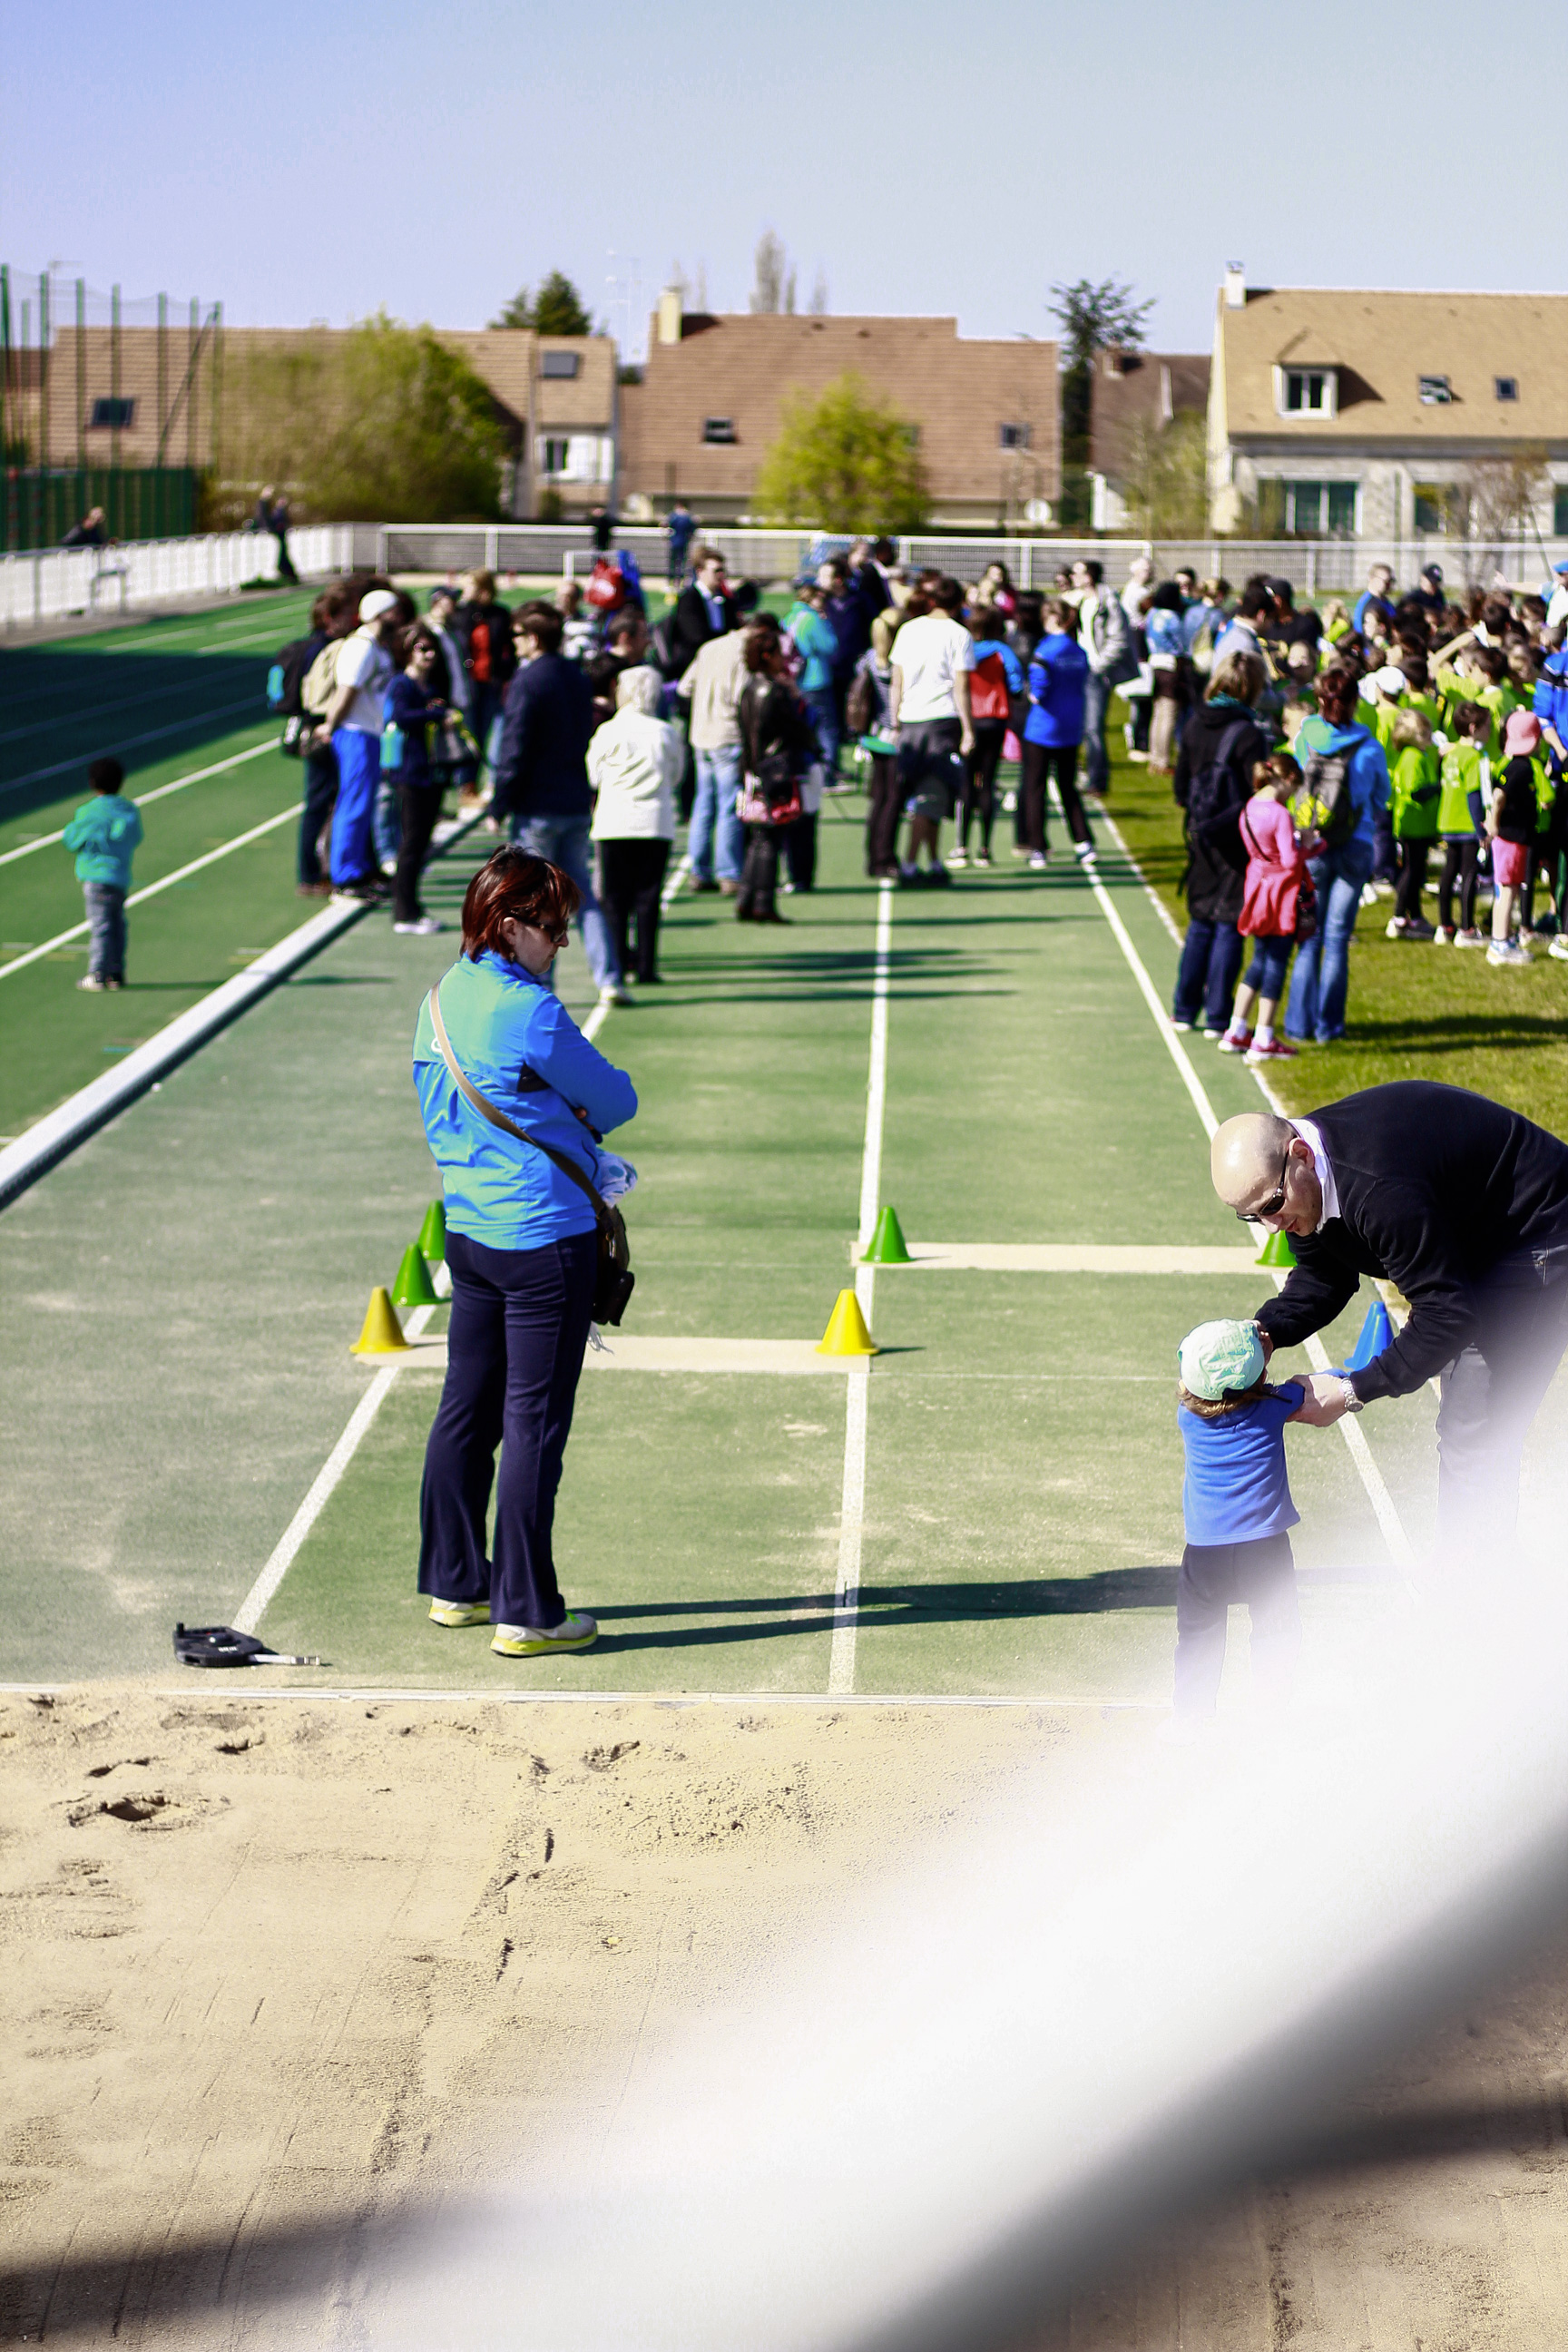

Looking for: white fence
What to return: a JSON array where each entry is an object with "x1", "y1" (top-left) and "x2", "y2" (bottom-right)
[
  {"x1": 0, "y1": 524, "x2": 356, "y2": 631},
  {"x1": 368, "y1": 522, "x2": 1568, "y2": 600}
]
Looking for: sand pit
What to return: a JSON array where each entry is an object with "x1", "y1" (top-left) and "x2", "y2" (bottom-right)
[{"x1": 5, "y1": 1685, "x2": 1568, "y2": 2350}]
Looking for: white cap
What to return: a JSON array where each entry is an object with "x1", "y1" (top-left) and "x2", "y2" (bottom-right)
[
  {"x1": 1374, "y1": 664, "x2": 1406, "y2": 697},
  {"x1": 358, "y1": 588, "x2": 399, "y2": 622}
]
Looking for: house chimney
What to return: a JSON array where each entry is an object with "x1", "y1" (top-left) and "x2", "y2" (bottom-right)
[
  {"x1": 657, "y1": 285, "x2": 683, "y2": 346},
  {"x1": 1223, "y1": 262, "x2": 1246, "y2": 310}
]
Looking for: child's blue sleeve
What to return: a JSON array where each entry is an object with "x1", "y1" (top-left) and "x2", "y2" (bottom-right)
[
  {"x1": 1467, "y1": 789, "x2": 1485, "y2": 832},
  {"x1": 999, "y1": 643, "x2": 1024, "y2": 693}
]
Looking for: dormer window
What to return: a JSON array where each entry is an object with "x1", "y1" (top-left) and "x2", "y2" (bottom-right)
[
  {"x1": 1495, "y1": 376, "x2": 1519, "y2": 402},
  {"x1": 1277, "y1": 367, "x2": 1335, "y2": 418},
  {"x1": 1418, "y1": 375, "x2": 1453, "y2": 405}
]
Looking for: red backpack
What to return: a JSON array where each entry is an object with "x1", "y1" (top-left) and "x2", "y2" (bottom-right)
[
  {"x1": 969, "y1": 648, "x2": 1012, "y2": 723},
  {"x1": 586, "y1": 557, "x2": 624, "y2": 611}
]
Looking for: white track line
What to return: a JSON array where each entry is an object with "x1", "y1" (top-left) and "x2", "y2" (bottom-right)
[
  {"x1": 0, "y1": 699, "x2": 261, "y2": 796},
  {"x1": 0, "y1": 802, "x2": 297, "y2": 979},
  {"x1": 0, "y1": 740, "x2": 275, "y2": 867},
  {"x1": 1083, "y1": 842, "x2": 1416, "y2": 1573},
  {"x1": 233, "y1": 1306, "x2": 437, "y2": 1634},
  {"x1": 828, "y1": 876, "x2": 894, "y2": 1696}
]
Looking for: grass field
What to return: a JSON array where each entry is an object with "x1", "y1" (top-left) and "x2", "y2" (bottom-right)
[{"x1": 5, "y1": 594, "x2": 1565, "y2": 1707}]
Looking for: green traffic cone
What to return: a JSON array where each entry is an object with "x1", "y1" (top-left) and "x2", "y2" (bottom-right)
[
  {"x1": 391, "y1": 1242, "x2": 438, "y2": 1308},
  {"x1": 416, "y1": 1199, "x2": 446, "y2": 1264},
  {"x1": 1256, "y1": 1227, "x2": 1297, "y2": 1269},
  {"x1": 862, "y1": 1205, "x2": 912, "y2": 1265}
]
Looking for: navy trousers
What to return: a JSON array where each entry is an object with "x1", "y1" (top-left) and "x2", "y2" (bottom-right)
[
  {"x1": 418, "y1": 1228, "x2": 597, "y2": 1629},
  {"x1": 1174, "y1": 1531, "x2": 1299, "y2": 1718}
]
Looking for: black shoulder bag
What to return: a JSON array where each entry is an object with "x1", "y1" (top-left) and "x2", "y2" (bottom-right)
[{"x1": 426, "y1": 985, "x2": 634, "y2": 1326}]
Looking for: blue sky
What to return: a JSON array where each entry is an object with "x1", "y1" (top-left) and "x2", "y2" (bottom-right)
[{"x1": 7, "y1": 0, "x2": 1566, "y2": 356}]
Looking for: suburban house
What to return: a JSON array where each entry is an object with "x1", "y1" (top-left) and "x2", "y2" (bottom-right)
[
  {"x1": 617, "y1": 290, "x2": 1059, "y2": 528},
  {"x1": 1207, "y1": 269, "x2": 1568, "y2": 544},
  {"x1": 17, "y1": 324, "x2": 619, "y2": 519},
  {"x1": 1088, "y1": 346, "x2": 1210, "y2": 531}
]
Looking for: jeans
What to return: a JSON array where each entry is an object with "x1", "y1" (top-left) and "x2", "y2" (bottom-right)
[
  {"x1": 83, "y1": 882, "x2": 127, "y2": 980},
  {"x1": 1174, "y1": 917, "x2": 1243, "y2": 1030},
  {"x1": 373, "y1": 776, "x2": 401, "y2": 872},
  {"x1": 597, "y1": 835, "x2": 671, "y2": 979},
  {"x1": 805, "y1": 686, "x2": 841, "y2": 779},
  {"x1": 1242, "y1": 933, "x2": 1294, "y2": 1003},
  {"x1": 1433, "y1": 1240, "x2": 1568, "y2": 1553},
  {"x1": 1082, "y1": 670, "x2": 1112, "y2": 795},
  {"x1": 328, "y1": 729, "x2": 381, "y2": 887},
  {"x1": 511, "y1": 813, "x2": 621, "y2": 989},
  {"x1": 469, "y1": 681, "x2": 506, "y2": 783},
  {"x1": 1174, "y1": 1532, "x2": 1299, "y2": 1719},
  {"x1": 689, "y1": 745, "x2": 745, "y2": 882},
  {"x1": 418, "y1": 1228, "x2": 597, "y2": 1631},
  {"x1": 1285, "y1": 836, "x2": 1374, "y2": 1042},
  {"x1": 298, "y1": 740, "x2": 338, "y2": 886}
]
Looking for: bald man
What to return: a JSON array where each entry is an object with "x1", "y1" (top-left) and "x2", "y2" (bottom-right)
[{"x1": 1211, "y1": 1082, "x2": 1568, "y2": 1549}]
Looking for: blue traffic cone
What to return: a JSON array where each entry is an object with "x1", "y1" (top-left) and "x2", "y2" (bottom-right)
[{"x1": 1341, "y1": 1298, "x2": 1394, "y2": 1374}]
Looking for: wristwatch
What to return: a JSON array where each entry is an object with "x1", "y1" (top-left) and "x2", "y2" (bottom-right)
[{"x1": 1338, "y1": 1377, "x2": 1365, "y2": 1415}]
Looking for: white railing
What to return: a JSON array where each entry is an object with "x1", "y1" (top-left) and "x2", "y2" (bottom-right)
[
  {"x1": 368, "y1": 522, "x2": 1568, "y2": 600},
  {"x1": 0, "y1": 523, "x2": 356, "y2": 631}
]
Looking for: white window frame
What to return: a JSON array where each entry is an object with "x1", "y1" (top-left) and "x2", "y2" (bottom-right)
[
  {"x1": 541, "y1": 436, "x2": 572, "y2": 477},
  {"x1": 1274, "y1": 366, "x2": 1337, "y2": 420}
]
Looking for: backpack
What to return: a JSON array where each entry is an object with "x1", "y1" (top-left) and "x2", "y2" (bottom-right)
[
  {"x1": 845, "y1": 662, "x2": 882, "y2": 739},
  {"x1": 1291, "y1": 742, "x2": 1358, "y2": 852},
  {"x1": 300, "y1": 639, "x2": 344, "y2": 718},
  {"x1": 586, "y1": 557, "x2": 624, "y2": 611},
  {"x1": 1183, "y1": 718, "x2": 1256, "y2": 841},
  {"x1": 968, "y1": 649, "x2": 1012, "y2": 724}
]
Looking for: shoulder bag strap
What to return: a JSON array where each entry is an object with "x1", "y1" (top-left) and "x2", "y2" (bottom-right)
[{"x1": 426, "y1": 984, "x2": 610, "y2": 1224}]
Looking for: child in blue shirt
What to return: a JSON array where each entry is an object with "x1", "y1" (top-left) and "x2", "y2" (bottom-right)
[
  {"x1": 1171, "y1": 1318, "x2": 1325, "y2": 1726},
  {"x1": 62, "y1": 756, "x2": 143, "y2": 992}
]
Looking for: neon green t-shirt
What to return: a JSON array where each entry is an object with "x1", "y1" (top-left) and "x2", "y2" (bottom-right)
[
  {"x1": 1436, "y1": 741, "x2": 1487, "y2": 836},
  {"x1": 1389, "y1": 742, "x2": 1443, "y2": 840}
]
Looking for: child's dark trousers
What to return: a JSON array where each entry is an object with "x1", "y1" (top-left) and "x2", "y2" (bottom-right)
[{"x1": 1174, "y1": 1530, "x2": 1299, "y2": 1717}]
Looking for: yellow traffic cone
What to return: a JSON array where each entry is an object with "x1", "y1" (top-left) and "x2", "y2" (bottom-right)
[
  {"x1": 351, "y1": 1286, "x2": 408, "y2": 1355},
  {"x1": 817, "y1": 1288, "x2": 877, "y2": 1356}
]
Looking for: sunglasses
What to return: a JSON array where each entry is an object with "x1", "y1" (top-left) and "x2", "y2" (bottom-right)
[{"x1": 1237, "y1": 1141, "x2": 1293, "y2": 1225}]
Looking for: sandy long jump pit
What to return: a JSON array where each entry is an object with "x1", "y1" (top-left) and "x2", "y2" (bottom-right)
[{"x1": 5, "y1": 1681, "x2": 1568, "y2": 2350}]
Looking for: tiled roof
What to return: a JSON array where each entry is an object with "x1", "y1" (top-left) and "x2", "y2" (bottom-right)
[{"x1": 1090, "y1": 350, "x2": 1210, "y2": 479}]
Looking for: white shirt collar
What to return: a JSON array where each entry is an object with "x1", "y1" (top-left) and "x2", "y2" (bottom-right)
[{"x1": 1291, "y1": 1115, "x2": 1339, "y2": 1230}]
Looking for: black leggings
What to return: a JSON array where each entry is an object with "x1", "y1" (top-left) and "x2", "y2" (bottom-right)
[
  {"x1": 1021, "y1": 739, "x2": 1093, "y2": 853},
  {"x1": 1394, "y1": 838, "x2": 1430, "y2": 924},
  {"x1": 392, "y1": 781, "x2": 441, "y2": 924},
  {"x1": 959, "y1": 720, "x2": 1007, "y2": 854},
  {"x1": 597, "y1": 836, "x2": 671, "y2": 981},
  {"x1": 1437, "y1": 838, "x2": 1481, "y2": 933},
  {"x1": 738, "y1": 824, "x2": 779, "y2": 917},
  {"x1": 1175, "y1": 1532, "x2": 1298, "y2": 1718}
]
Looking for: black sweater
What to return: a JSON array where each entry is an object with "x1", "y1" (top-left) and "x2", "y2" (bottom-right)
[{"x1": 1256, "y1": 1083, "x2": 1568, "y2": 1399}]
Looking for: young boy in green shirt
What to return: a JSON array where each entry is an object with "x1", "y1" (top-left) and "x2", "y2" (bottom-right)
[
  {"x1": 1434, "y1": 700, "x2": 1490, "y2": 946},
  {"x1": 1385, "y1": 708, "x2": 1441, "y2": 939},
  {"x1": 62, "y1": 757, "x2": 142, "y2": 992}
]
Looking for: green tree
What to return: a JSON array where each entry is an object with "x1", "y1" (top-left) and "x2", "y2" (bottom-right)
[
  {"x1": 489, "y1": 270, "x2": 594, "y2": 335},
  {"x1": 1118, "y1": 409, "x2": 1210, "y2": 539},
  {"x1": 753, "y1": 372, "x2": 929, "y2": 532},
  {"x1": 1048, "y1": 278, "x2": 1154, "y2": 530},
  {"x1": 222, "y1": 316, "x2": 505, "y2": 523}
]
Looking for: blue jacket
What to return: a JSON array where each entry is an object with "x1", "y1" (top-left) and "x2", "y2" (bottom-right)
[
  {"x1": 1293, "y1": 712, "x2": 1389, "y2": 852},
  {"x1": 1533, "y1": 650, "x2": 1568, "y2": 761},
  {"x1": 1145, "y1": 607, "x2": 1186, "y2": 662},
  {"x1": 413, "y1": 952, "x2": 637, "y2": 1251},
  {"x1": 786, "y1": 605, "x2": 839, "y2": 695},
  {"x1": 63, "y1": 792, "x2": 143, "y2": 888},
  {"x1": 383, "y1": 672, "x2": 446, "y2": 787},
  {"x1": 493, "y1": 653, "x2": 595, "y2": 821},
  {"x1": 1024, "y1": 632, "x2": 1089, "y2": 747}
]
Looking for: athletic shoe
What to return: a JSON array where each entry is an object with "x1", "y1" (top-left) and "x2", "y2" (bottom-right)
[
  {"x1": 1432, "y1": 926, "x2": 1455, "y2": 946},
  {"x1": 394, "y1": 916, "x2": 444, "y2": 936},
  {"x1": 104, "y1": 977, "x2": 124, "y2": 991},
  {"x1": 946, "y1": 848, "x2": 969, "y2": 869},
  {"x1": 1402, "y1": 916, "x2": 1436, "y2": 940},
  {"x1": 296, "y1": 881, "x2": 332, "y2": 897},
  {"x1": 1171, "y1": 1018, "x2": 1194, "y2": 1033},
  {"x1": 77, "y1": 974, "x2": 107, "y2": 992},
  {"x1": 926, "y1": 863, "x2": 953, "y2": 887},
  {"x1": 1027, "y1": 851, "x2": 1048, "y2": 870},
  {"x1": 428, "y1": 1598, "x2": 490, "y2": 1628},
  {"x1": 974, "y1": 850, "x2": 992, "y2": 868},
  {"x1": 897, "y1": 863, "x2": 923, "y2": 887},
  {"x1": 1216, "y1": 1025, "x2": 1253, "y2": 1054},
  {"x1": 598, "y1": 983, "x2": 634, "y2": 1007},
  {"x1": 718, "y1": 879, "x2": 740, "y2": 897},
  {"x1": 689, "y1": 877, "x2": 720, "y2": 895},
  {"x1": 1486, "y1": 940, "x2": 1531, "y2": 966},
  {"x1": 1200, "y1": 1025, "x2": 1224, "y2": 1040},
  {"x1": 379, "y1": 857, "x2": 398, "y2": 877},
  {"x1": 1001, "y1": 789, "x2": 1018, "y2": 814},
  {"x1": 1010, "y1": 844, "x2": 1030, "y2": 859},
  {"x1": 1454, "y1": 928, "x2": 1486, "y2": 948},
  {"x1": 1360, "y1": 884, "x2": 1381, "y2": 909},
  {"x1": 491, "y1": 1611, "x2": 598, "y2": 1657},
  {"x1": 1247, "y1": 1036, "x2": 1299, "y2": 1063},
  {"x1": 331, "y1": 882, "x2": 384, "y2": 904},
  {"x1": 1551, "y1": 936, "x2": 1568, "y2": 961},
  {"x1": 1074, "y1": 842, "x2": 1098, "y2": 868}
]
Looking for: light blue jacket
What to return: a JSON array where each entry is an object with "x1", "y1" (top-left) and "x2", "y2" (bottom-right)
[
  {"x1": 63, "y1": 793, "x2": 143, "y2": 888},
  {"x1": 413, "y1": 952, "x2": 637, "y2": 1250},
  {"x1": 1293, "y1": 713, "x2": 1389, "y2": 854}
]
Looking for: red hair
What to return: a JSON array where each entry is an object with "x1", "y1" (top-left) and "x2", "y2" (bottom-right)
[{"x1": 461, "y1": 849, "x2": 581, "y2": 960}]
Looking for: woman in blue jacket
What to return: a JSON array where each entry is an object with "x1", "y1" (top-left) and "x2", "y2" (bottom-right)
[
  {"x1": 1022, "y1": 600, "x2": 1096, "y2": 869},
  {"x1": 412, "y1": 848, "x2": 638, "y2": 1657},
  {"x1": 1282, "y1": 664, "x2": 1390, "y2": 1044}
]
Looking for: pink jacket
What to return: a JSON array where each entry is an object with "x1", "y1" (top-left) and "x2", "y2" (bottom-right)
[{"x1": 1238, "y1": 795, "x2": 1308, "y2": 938}]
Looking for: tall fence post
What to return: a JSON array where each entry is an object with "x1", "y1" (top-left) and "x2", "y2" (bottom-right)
[{"x1": 485, "y1": 525, "x2": 500, "y2": 573}]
